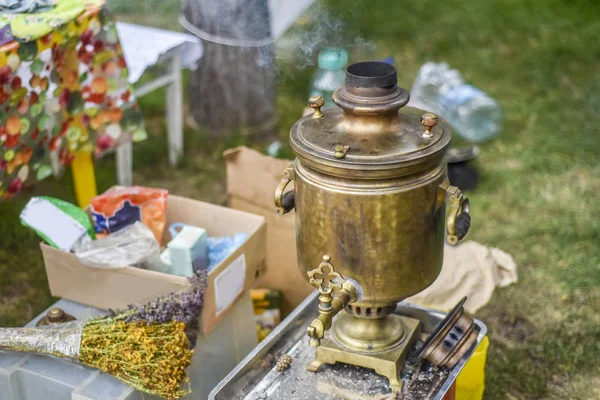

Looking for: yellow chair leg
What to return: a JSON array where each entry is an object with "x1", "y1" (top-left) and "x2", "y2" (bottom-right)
[{"x1": 71, "y1": 150, "x2": 97, "y2": 208}]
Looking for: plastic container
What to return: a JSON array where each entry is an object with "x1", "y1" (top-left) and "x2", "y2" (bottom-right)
[
  {"x1": 309, "y1": 48, "x2": 348, "y2": 109},
  {"x1": 410, "y1": 62, "x2": 502, "y2": 143},
  {"x1": 456, "y1": 335, "x2": 489, "y2": 400},
  {"x1": 0, "y1": 295, "x2": 257, "y2": 400}
]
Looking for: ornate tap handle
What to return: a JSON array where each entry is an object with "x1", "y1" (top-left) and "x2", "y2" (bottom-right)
[
  {"x1": 307, "y1": 255, "x2": 345, "y2": 295},
  {"x1": 306, "y1": 255, "x2": 357, "y2": 347},
  {"x1": 274, "y1": 165, "x2": 295, "y2": 215},
  {"x1": 439, "y1": 178, "x2": 471, "y2": 245}
]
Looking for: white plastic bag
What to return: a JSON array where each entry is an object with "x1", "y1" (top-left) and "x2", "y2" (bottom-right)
[{"x1": 74, "y1": 222, "x2": 167, "y2": 272}]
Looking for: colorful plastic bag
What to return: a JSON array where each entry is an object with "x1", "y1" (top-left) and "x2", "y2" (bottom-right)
[
  {"x1": 90, "y1": 186, "x2": 168, "y2": 243},
  {"x1": 75, "y1": 221, "x2": 165, "y2": 271}
]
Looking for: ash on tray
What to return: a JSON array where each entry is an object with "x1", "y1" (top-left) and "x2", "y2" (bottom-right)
[
  {"x1": 395, "y1": 358, "x2": 450, "y2": 400},
  {"x1": 245, "y1": 337, "x2": 449, "y2": 400}
]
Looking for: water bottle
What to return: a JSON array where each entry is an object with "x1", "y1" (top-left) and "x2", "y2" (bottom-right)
[
  {"x1": 410, "y1": 62, "x2": 502, "y2": 143},
  {"x1": 309, "y1": 48, "x2": 348, "y2": 109}
]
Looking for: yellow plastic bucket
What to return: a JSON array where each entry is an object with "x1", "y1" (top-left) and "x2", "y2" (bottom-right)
[{"x1": 456, "y1": 335, "x2": 489, "y2": 400}]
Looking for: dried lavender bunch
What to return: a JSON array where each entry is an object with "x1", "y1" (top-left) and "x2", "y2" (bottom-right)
[{"x1": 97, "y1": 270, "x2": 208, "y2": 348}]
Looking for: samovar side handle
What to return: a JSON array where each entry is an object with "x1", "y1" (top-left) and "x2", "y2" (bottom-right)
[
  {"x1": 274, "y1": 165, "x2": 295, "y2": 215},
  {"x1": 439, "y1": 178, "x2": 471, "y2": 245}
]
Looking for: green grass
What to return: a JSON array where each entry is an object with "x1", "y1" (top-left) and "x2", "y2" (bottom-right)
[{"x1": 2, "y1": 0, "x2": 600, "y2": 398}]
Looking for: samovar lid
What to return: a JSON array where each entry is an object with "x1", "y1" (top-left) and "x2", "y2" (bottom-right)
[{"x1": 290, "y1": 62, "x2": 451, "y2": 177}]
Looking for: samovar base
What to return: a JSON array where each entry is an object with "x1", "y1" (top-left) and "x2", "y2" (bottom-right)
[{"x1": 306, "y1": 315, "x2": 421, "y2": 391}]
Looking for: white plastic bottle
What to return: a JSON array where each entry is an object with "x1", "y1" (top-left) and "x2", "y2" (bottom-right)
[{"x1": 410, "y1": 62, "x2": 502, "y2": 143}]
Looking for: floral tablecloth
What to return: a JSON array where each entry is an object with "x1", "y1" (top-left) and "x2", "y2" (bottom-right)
[{"x1": 0, "y1": 0, "x2": 146, "y2": 200}]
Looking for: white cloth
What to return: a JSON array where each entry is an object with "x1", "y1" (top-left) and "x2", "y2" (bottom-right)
[
  {"x1": 407, "y1": 241, "x2": 518, "y2": 314},
  {"x1": 116, "y1": 22, "x2": 203, "y2": 84}
]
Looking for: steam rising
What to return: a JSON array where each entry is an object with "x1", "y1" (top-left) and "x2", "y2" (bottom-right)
[{"x1": 275, "y1": 2, "x2": 376, "y2": 73}]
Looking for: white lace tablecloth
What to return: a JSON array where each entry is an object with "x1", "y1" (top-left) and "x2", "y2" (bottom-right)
[{"x1": 116, "y1": 22, "x2": 203, "y2": 83}]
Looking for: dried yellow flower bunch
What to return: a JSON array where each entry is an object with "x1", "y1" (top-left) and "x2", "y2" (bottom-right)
[
  {"x1": 0, "y1": 278, "x2": 209, "y2": 399},
  {"x1": 79, "y1": 321, "x2": 194, "y2": 399}
]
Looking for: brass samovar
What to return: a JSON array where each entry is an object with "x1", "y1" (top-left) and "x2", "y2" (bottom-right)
[{"x1": 274, "y1": 61, "x2": 471, "y2": 390}]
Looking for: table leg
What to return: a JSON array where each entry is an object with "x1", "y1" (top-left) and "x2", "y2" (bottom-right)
[
  {"x1": 71, "y1": 151, "x2": 97, "y2": 208},
  {"x1": 116, "y1": 141, "x2": 133, "y2": 186},
  {"x1": 167, "y1": 53, "x2": 183, "y2": 166}
]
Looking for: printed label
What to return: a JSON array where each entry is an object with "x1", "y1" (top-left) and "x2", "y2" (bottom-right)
[
  {"x1": 214, "y1": 254, "x2": 246, "y2": 316},
  {"x1": 92, "y1": 200, "x2": 141, "y2": 235}
]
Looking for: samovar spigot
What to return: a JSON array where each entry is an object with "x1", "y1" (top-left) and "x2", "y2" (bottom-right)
[{"x1": 306, "y1": 255, "x2": 357, "y2": 347}]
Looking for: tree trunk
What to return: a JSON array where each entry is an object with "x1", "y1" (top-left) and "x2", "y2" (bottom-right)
[{"x1": 182, "y1": 0, "x2": 276, "y2": 138}]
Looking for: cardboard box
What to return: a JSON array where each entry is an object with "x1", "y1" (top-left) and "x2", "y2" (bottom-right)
[
  {"x1": 41, "y1": 194, "x2": 267, "y2": 336},
  {"x1": 224, "y1": 147, "x2": 314, "y2": 316}
]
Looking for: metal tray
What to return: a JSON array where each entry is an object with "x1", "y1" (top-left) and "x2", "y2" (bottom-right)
[{"x1": 210, "y1": 291, "x2": 487, "y2": 400}]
